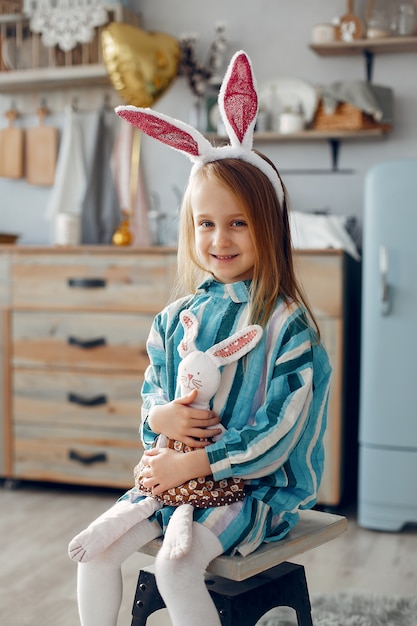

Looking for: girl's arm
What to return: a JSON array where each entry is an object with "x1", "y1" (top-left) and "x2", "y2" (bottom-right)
[
  {"x1": 140, "y1": 446, "x2": 211, "y2": 495},
  {"x1": 205, "y1": 311, "x2": 330, "y2": 482},
  {"x1": 148, "y1": 390, "x2": 221, "y2": 448}
]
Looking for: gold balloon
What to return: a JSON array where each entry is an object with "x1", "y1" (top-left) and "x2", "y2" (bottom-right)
[{"x1": 101, "y1": 23, "x2": 181, "y2": 107}]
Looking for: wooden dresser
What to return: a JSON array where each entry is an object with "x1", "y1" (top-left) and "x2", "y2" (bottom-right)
[{"x1": 0, "y1": 246, "x2": 359, "y2": 506}]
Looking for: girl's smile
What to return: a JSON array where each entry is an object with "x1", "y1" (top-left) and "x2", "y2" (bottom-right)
[{"x1": 191, "y1": 177, "x2": 256, "y2": 284}]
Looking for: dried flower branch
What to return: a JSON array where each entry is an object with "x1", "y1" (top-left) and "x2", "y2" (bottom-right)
[{"x1": 178, "y1": 22, "x2": 228, "y2": 97}]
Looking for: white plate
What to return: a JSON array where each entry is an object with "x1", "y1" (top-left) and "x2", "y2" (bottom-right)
[{"x1": 258, "y1": 77, "x2": 318, "y2": 124}]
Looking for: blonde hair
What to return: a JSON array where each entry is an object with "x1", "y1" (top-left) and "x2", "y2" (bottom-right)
[{"x1": 175, "y1": 155, "x2": 317, "y2": 331}]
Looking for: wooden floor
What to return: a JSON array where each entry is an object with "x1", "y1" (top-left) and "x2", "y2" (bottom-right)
[{"x1": 1, "y1": 480, "x2": 416, "y2": 626}]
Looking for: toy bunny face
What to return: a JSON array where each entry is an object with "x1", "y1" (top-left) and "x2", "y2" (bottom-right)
[
  {"x1": 178, "y1": 351, "x2": 221, "y2": 406},
  {"x1": 177, "y1": 309, "x2": 263, "y2": 408}
]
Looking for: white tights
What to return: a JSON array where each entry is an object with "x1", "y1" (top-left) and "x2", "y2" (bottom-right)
[{"x1": 76, "y1": 519, "x2": 223, "y2": 626}]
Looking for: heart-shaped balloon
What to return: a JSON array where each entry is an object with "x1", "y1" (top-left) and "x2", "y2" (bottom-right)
[{"x1": 101, "y1": 23, "x2": 180, "y2": 107}]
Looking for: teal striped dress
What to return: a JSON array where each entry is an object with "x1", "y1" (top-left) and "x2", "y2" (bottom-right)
[{"x1": 138, "y1": 278, "x2": 332, "y2": 556}]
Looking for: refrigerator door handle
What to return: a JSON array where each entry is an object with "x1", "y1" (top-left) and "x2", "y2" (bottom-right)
[{"x1": 379, "y1": 245, "x2": 391, "y2": 315}]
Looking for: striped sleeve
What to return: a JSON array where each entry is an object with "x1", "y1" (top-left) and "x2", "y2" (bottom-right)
[
  {"x1": 206, "y1": 308, "x2": 316, "y2": 481},
  {"x1": 140, "y1": 313, "x2": 170, "y2": 447}
]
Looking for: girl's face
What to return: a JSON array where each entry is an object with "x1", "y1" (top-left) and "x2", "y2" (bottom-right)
[{"x1": 191, "y1": 175, "x2": 256, "y2": 284}]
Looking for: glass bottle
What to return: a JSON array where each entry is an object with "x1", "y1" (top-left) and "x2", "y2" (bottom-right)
[
  {"x1": 390, "y1": 0, "x2": 417, "y2": 36},
  {"x1": 365, "y1": 0, "x2": 391, "y2": 38}
]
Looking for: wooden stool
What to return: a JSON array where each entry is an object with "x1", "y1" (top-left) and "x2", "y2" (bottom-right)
[{"x1": 131, "y1": 509, "x2": 347, "y2": 626}]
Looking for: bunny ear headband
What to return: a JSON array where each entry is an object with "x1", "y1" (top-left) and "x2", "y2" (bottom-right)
[{"x1": 115, "y1": 50, "x2": 284, "y2": 206}]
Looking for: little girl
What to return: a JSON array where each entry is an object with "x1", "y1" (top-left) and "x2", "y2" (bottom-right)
[{"x1": 69, "y1": 51, "x2": 332, "y2": 626}]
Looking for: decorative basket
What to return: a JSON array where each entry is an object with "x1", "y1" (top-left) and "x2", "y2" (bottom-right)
[
  {"x1": 0, "y1": 1, "x2": 21, "y2": 15},
  {"x1": 312, "y1": 100, "x2": 392, "y2": 131},
  {"x1": 0, "y1": 3, "x2": 141, "y2": 71}
]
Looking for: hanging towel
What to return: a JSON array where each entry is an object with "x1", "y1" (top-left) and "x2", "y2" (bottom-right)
[
  {"x1": 289, "y1": 210, "x2": 360, "y2": 260},
  {"x1": 111, "y1": 121, "x2": 151, "y2": 246},
  {"x1": 80, "y1": 106, "x2": 121, "y2": 244},
  {"x1": 46, "y1": 105, "x2": 86, "y2": 221}
]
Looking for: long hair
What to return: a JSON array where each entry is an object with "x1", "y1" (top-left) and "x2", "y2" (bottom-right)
[{"x1": 175, "y1": 155, "x2": 318, "y2": 332}]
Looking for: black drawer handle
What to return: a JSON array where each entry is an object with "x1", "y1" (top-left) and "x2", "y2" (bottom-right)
[
  {"x1": 67, "y1": 278, "x2": 106, "y2": 289},
  {"x1": 68, "y1": 336, "x2": 107, "y2": 349},
  {"x1": 69, "y1": 450, "x2": 107, "y2": 465},
  {"x1": 68, "y1": 392, "x2": 107, "y2": 407}
]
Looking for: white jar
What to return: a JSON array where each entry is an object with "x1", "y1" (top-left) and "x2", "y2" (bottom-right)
[
  {"x1": 279, "y1": 111, "x2": 304, "y2": 134},
  {"x1": 54, "y1": 213, "x2": 80, "y2": 246}
]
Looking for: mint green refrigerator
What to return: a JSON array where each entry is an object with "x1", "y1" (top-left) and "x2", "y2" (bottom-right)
[{"x1": 358, "y1": 158, "x2": 417, "y2": 531}]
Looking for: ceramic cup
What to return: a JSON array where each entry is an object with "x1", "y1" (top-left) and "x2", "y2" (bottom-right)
[{"x1": 311, "y1": 23, "x2": 337, "y2": 43}]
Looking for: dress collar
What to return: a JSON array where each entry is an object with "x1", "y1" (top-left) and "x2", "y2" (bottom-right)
[{"x1": 197, "y1": 277, "x2": 251, "y2": 303}]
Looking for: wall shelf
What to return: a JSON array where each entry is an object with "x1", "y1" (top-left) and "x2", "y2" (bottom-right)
[
  {"x1": 211, "y1": 128, "x2": 389, "y2": 143},
  {"x1": 209, "y1": 128, "x2": 390, "y2": 173},
  {"x1": 309, "y1": 36, "x2": 417, "y2": 56},
  {"x1": 253, "y1": 129, "x2": 388, "y2": 142},
  {"x1": 310, "y1": 36, "x2": 417, "y2": 81},
  {"x1": 0, "y1": 64, "x2": 111, "y2": 93}
]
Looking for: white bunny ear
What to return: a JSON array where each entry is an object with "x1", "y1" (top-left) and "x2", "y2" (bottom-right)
[
  {"x1": 115, "y1": 106, "x2": 214, "y2": 163},
  {"x1": 178, "y1": 309, "x2": 200, "y2": 358},
  {"x1": 207, "y1": 325, "x2": 263, "y2": 367},
  {"x1": 218, "y1": 51, "x2": 258, "y2": 150}
]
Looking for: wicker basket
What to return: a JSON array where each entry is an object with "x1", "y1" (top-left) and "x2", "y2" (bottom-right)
[
  {"x1": 0, "y1": 1, "x2": 21, "y2": 15},
  {"x1": 312, "y1": 100, "x2": 392, "y2": 131},
  {"x1": 0, "y1": 3, "x2": 141, "y2": 71}
]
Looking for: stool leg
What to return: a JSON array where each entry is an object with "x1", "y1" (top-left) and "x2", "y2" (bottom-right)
[
  {"x1": 205, "y1": 563, "x2": 313, "y2": 626},
  {"x1": 293, "y1": 566, "x2": 313, "y2": 626},
  {"x1": 131, "y1": 569, "x2": 165, "y2": 626}
]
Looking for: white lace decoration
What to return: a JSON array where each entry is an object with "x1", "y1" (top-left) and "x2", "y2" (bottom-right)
[{"x1": 23, "y1": 0, "x2": 109, "y2": 52}]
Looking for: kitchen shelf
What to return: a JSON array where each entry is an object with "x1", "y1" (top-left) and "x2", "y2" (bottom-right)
[
  {"x1": 309, "y1": 36, "x2": 417, "y2": 56},
  {"x1": 252, "y1": 129, "x2": 388, "y2": 142},
  {"x1": 0, "y1": 64, "x2": 111, "y2": 92},
  {"x1": 310, "y1": 36, "x2": 417, "y2": 81},
  {"x1": 209, "y1": 128, "x2": 390, "y2": 173},
  {"x1": 210, "y1": 128, "x2": 389, "y2": 144}
]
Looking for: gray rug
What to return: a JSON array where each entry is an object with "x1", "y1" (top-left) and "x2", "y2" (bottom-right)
[{"x1": 256, "y1": 592, "x2": 417, "y2": 626}]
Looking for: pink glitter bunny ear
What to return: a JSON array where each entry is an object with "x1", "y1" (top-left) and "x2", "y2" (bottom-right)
[
  {"x1": 218, "y1": 51, "x2": 258, "y2": 150},
  {"x1": 115, "y1": 107, "x2": 214, "y2": 163}
]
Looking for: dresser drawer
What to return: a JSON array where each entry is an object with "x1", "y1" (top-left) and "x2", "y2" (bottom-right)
[
  {"x1": 14, "y1": 427, "x2": 141, "y2": 488},
  {"x1": 12, "y1": 311, "x2": 152, "y2": 372},
  {"x1": 13, "y1": 368, "x2": 144, "y2": 488},
  {"x1": 13, "y1": 368, "x2": 143, "y2": 430},
  {"x1": 11, "y1": 253, "x2": 174, "y2": 312}
]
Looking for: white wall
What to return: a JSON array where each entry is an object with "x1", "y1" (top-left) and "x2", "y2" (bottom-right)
[{"x1": 1, "y1": 0, "x2": 416, "y2": 244}]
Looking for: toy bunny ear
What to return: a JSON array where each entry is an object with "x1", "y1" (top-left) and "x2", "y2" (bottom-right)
[
  {"x1": 207, "y1": 325, "x2": 263, "y2": 367},
  {"x1": 218, "y1": 50, "x2": 258, "y2": 150},
  {"x1": 115, "y1": 106, "x2": 213, "y2": 163},
  {"x1": 178, "y1": 309, "x2": 200, "y2": 358}
]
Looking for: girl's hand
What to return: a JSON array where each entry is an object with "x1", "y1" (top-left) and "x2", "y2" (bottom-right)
[
  {"x1": 148, "y1": 389, "x2": 222, "y2": 447},
  {"x1": 140, "y1": 446, "x2": 211, "y2": 495}
]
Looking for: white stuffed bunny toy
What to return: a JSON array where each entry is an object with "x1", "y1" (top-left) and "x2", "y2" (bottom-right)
[{"x1": 68, "y1": 310, "x2": 262, "y2": 562}]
